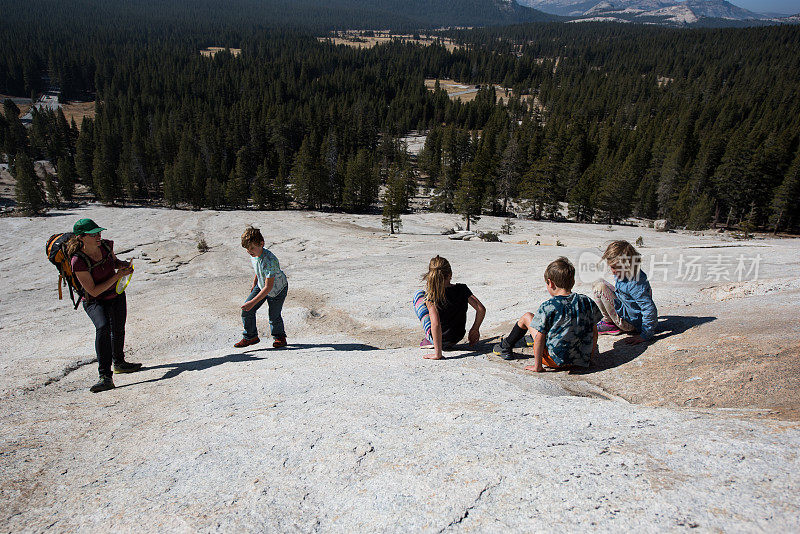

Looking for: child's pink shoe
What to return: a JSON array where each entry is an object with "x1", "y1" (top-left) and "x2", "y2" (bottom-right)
[{"x1": 597, "y1": 320, "x2": 622, "y2": 335}]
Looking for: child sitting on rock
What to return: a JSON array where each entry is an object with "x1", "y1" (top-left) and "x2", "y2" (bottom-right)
[
  {"x1": 592, "y1": 240, "x2": 657, "y2": 344},
  {"x1": 493, "y1": 257, "x2": 602, "y2": 372},
  {"x1": 234, "y1": 226, "x2": 288, "y2": 349},
  {"x1": 412, "y1": 255, "x2": 486, "y2": 360}
]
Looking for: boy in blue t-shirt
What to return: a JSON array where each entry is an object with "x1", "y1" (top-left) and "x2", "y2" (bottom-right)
[
  {"x1": 234, "y1": 226, "x2": 288, "y2": 348},
  {"x1": 493, "y1": 257, "x2": 602, "y2": 371}
]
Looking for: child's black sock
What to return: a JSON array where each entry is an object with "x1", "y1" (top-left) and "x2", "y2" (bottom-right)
[{"x1": 503, "y1": 323, "x2": 527, "y2": 349}]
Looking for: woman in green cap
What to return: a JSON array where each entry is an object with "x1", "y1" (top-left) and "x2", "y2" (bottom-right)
[{"x1": 66, "y1": 218, "x2": 141, "y2": 392}]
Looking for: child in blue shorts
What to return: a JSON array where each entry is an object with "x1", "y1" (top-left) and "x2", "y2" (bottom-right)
[
  {"x1": 494, "y1": 257, "x2": 602, "y2": 371},
  {"x1": 234, "y1": 226, "x2": 288, "y2": 349}
]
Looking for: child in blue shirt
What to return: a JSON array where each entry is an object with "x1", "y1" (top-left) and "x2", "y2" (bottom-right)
[
  {"x1": 592, "y1": 240, "x2": 657, "y2": 344},
  {"x1": 494, "y1": 257, "x2": 602, "y2": 371},
  {"x1": 234, "y1": 226, "x2": 288, "y2": 348}
]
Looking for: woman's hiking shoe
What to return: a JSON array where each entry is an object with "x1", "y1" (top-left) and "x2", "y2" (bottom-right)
[
  {"x1": 113, "y1": 361, "x2": 142, "y2": 374},
  {"x1": 89, "y1": 375, "x2": 115, "y2": 393},
  {"x1": 597, "y1": 320, "x2": 622, "y2": 335},
  {"x1": 234, "y1": 337, "x2": 260, "y2": 348},
  {"x1": 272, "y1": 337, "x2": 287, "y2": 348},
  {"x1": 419, "y1": 338, "x2": 433, "y2": 348},
  {"x1": 493, "y1": 340, "x2": 515, "y2": 360}
]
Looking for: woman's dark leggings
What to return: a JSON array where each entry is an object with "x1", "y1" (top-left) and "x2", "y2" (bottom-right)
[{"x1": 83, "y1": 293, "x2": 127, "y2": 377}]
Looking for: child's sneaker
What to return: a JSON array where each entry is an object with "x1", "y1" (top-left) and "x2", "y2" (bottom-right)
[
  {"x1": 419, "y1": 338, "x2": 433, "y2": 348},
  {"x1": 273, "y1": 336, "x2": 287, "y2": 348},
  {"x1": 597, "y1": 320, "x2": 622, "y2": 335},
  {"x1": 234, "y1": 337, "x2": 260, "y2": 348},
  {"x1": 523, "y1": 333, "x2": 535, "y2": 347},
  {"x1": 492, "y1": 339, "x2": 515, "y2": 360}
]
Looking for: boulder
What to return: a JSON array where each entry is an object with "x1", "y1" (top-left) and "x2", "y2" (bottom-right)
[
  {"x1": 448, "y1": 231, "x2": 477, "y2": 240},
  {"x1": 654, "y1": 219, "x2": 670, "y2": 232}
]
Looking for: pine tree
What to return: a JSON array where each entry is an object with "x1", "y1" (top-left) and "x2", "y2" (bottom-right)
[
  {"x1": 56, "y1": 156, "x2": 75, "y2": 202},
  {"x1": 686, "y1": 193, "x2": 715, "y2": 230},
  {"x1": 3, "y1": 99, "x2": 26, "y2": 157},
  {"x1": 418, "y1": 126, "x2": 442, "y2": 191},
  {"x1": 321, "y1": 130, "x2": 342, "y2": 210},
  {"x1": 567, "y1": 167, "x2": 596, "y2": 222},
  {"x1": 713, "y1": 131, "x2": 755, "y2": 227},
  {"x1": 225, "y1": 168, "x2": 248, "y2": 209},
  {"x1": 191, "y1": 157, "x2": 207, "y2": 210},
  {"x1": 204, "y1": 174, "x2": 224, "y2": 210},
  {"x1": 433, "y1": 126, "x2": 468, "y2": 213},
  {"x1": 163, "y1": 165, "x2": 179, "y2": 208},
  {"x1": 382, "y1": 164, "x2": 407, "y2": 234},
  {"x1": 342, "y1": 149, "x2": 378, "y2": 213},
  {"x1": 291, "y1": 136, "x2": 324, "y2": 209},
  {"x1": 252, "y1": 160, "x2": 272, "y2": 210},
  {"x1": 523, "y1": 137, "x2": 564, "y2": 220},
  {"x1": 44, "y1": 171, "x2": 59, "y2": 207},
  {"x1": 770, "y1": 151, "x2": 800, "y2": 233},
  {"x1": 234, "y1": 146, "x2": 254, "y2": 200},
  {"x1": 13, "y1": 153, "x2": 45, "y2": 215},
  {"x1": 495, "y1": 136, "x2": 521, "y2": 215},
  {"x1": 454, "y1": 163, "x2": 482, "y2": 231},
  {"x1": 273, "y1": 167, "x2": 290, "y2": 210},
  {"x1": 117, "y1": 142, "x2": 135, "y2": 202},
  {"x1": 74, "y1": 118, "x2": 94, "y2": 190},
  {"x1": 92, "y1": 135, "x2": 116, "y2": 204}
]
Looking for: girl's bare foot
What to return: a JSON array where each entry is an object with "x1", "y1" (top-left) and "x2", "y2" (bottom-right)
[{"x1": 423, "y1": 353, "x2": 444, "y2": 360}]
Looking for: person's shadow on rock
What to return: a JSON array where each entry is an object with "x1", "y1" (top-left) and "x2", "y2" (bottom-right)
[
  {"x1": 114, "y1": 343, "x2": 383, "y2": 389},
  {"x1": 247, "y1": 343, "x2": 380, "y2": 353},
  {"x1": 114, "y1": 353, "x2": 266, "y2": 388},
  {"x1": 571, "y1": 315, "x2": 717, "y2": 374}
]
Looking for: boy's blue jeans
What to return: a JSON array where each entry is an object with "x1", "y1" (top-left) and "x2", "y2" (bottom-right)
[{"x1": 242, "y1": 284, "x2": 287, "y2": 340}]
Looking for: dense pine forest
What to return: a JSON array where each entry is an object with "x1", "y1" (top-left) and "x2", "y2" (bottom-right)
[{"x1": 1, "y1": 0, "x2": 798, "y2": 232}]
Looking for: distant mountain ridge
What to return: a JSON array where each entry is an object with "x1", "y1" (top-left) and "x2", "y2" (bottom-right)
[
  {"x1": 514, "y1": 0, "x2": 796, "y2": 26},
  {"x1": 313, "y1": 0, "x2": 558, "y2": 28}
]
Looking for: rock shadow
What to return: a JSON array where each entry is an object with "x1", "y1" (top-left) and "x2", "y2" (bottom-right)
[{"x1": 572, "y1": 315, "x2": 717, "y2": 375}]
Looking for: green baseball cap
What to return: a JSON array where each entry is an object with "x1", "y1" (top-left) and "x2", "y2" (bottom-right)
[{"x1": 73, "y1": 218, "x2": 106, "y2": 235}]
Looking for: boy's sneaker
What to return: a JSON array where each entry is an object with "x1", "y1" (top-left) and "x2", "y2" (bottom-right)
[
  {"x1": 420, "y1": 338, "x2": 433, "y2": 348},
  {"x1": 597, "y1": 320, "x2": 622, "y2": 335},
  {"x1": 492, "y1": 339, "x2": 515, "y2": 360},
  {"x1": 234, "y1": 337, "x2": 260, "y2": 348},
  {"x1": 273, "y1": 336, "x2": 287, "y2": 348},
  {"x1": 523, "y1": 333, "x2": 535, "y2": 347},
  {"x1": 113, "y1": 360, "x2": 142, "y2": 374},
  {"x1": 89, "y1": 375, "x2": 115, "y2": 393}
]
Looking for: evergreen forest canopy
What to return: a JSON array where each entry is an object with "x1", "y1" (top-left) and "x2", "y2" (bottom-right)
[{"x1": 1, "y1": 0, "x2": 799, "y2": 233}]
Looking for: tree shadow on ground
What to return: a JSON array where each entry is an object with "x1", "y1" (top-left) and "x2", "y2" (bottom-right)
[{"x1": 571, "y1": 315, "x2": 717, "y2": 375}]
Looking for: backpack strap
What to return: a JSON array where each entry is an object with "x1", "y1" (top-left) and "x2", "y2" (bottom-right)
[
  {"x1": 74, "y1": 248, "x2": 111, "y2": 272},
  {"x1": 74, "y1": 249, "x2": 93, "y2": 268}
]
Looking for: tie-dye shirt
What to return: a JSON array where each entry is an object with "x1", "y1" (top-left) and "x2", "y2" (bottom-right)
[
  {"x1": 251, "y1": 247, "x2": 288, "y2": 298},
  {"x1": 531, "y1": 293, "x2": 602, "y2": 367}
]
